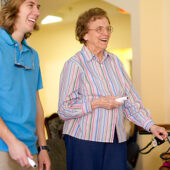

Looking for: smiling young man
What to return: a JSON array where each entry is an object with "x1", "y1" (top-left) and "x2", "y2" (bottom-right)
[{"x1": 0, "y1": 0, "x2": 51, "y2": 169}]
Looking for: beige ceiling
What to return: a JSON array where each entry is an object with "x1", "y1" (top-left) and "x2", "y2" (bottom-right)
[
  {"x1": 39, "y1": 0, "x2": 124, "y2": 24},
  {"x1": 39, "y1": 0, "x2": 78, "y2": 22}
]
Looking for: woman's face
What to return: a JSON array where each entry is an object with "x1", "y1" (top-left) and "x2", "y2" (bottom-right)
[{"x1": 84, "y1": 17, "x2": 111, "y2": 52}]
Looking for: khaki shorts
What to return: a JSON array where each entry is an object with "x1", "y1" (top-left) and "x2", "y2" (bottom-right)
[{"x1": 0, "y1": 151, "x2": 38, "y2": 170}]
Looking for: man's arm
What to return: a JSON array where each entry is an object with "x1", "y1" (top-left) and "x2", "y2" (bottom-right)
[
  {"x1": 0, "y1": 117, "x2": 32, "y2": 167},
  {"x1": 36, "y1": 91, "x2": 51, "y2": 170},
  {"x1": 0, "y1": 117, "x2": 17, "y2": 147}
]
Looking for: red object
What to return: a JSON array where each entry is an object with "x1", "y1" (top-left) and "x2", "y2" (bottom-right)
[
  {"x1": 119, "y1": 8, "x2": 128, "y2": 14},
  {"x1": 160, "y1": 162, "x2": 170, "y2": 169}
]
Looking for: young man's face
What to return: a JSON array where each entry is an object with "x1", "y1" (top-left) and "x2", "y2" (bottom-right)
[{"x1": 14, "y1": 0, "x2": 40, "y2": 34}]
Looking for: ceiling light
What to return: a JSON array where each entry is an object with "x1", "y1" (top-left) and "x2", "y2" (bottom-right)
[{"x1": 41, "y1": 15, "x2": 62, "y2": 24}]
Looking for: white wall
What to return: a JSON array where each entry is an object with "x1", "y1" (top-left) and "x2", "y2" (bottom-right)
[{"x1": 163, "y1": 0, "x2": 170, "y2": 123}]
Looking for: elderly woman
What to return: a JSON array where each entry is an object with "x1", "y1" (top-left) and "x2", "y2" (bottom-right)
[{"x1": 58, "y1": 7, "x2": 167, "y2": 170}]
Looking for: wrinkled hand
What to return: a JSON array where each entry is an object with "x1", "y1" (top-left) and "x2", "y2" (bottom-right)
[
  {"x1": 8, "y1": 139, "x2": 32, "y2": 168},
  {"x1": 150, "y1": 124, "x2": 168, "y2": 140},
  {"x1": 38, "y1": 150, "x2": 51, "y2": 170},
  {"x1": 91, "y1": 96, "x2": 123, "y2": 110}
]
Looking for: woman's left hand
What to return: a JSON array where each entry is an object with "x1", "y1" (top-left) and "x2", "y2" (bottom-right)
[{"x1": 150, "y1": 124, "x2": 168, "y2": 140}]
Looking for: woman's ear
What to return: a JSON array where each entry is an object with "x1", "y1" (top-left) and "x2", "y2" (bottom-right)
[{"x1": 83, "y1": 33, "x2": 88, "y2": 41}]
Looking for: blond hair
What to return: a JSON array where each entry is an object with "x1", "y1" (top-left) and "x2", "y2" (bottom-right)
[{"x1": 0, "y1": 0, "x2": 39, "y2": 39}]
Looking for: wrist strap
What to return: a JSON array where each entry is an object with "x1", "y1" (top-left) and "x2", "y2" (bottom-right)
[{"x1": 38, "y1": 145, "x2": 49, "y2": 153}]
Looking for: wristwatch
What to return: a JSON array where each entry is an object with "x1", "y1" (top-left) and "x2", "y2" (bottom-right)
[{"x1": 38, "y1": 145, "x2": 49, "y2": 153}]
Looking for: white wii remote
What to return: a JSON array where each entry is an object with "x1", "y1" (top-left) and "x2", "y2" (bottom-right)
[
  {"x1": 27, "y1": 157, "x2": 37, "y2": 168},
  {"x1": 115, "y1": 96, "x2": 128, "y2": 103}
]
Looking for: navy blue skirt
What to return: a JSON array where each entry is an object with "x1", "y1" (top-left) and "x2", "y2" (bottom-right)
[{"x1": 64, "y1": 132, "x2": 127, "y2": 170}]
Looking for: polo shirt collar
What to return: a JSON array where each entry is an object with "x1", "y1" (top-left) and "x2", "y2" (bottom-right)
[
  {"x1": 0, "y1": 27, "x2": 15, "y2": 46},
  {"x1": 0, "y1": 27, "x2": 31, "y2": 51},
  {"x1": 0, "y1": 27, "x2": 34, "y2": 69},
  {"x1": 81, "y1": 45, "x2": 110, "y2": 63}
]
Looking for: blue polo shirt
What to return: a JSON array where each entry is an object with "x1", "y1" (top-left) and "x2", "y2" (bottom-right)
[{"x1": 0, "y1": 27, "x2": 43, "y2": 154}]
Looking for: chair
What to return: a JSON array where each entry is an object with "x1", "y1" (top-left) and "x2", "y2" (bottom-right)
[
  {"x1": 45, "y1": 113, "x2": 64, "y2": 139},
  {"x1": 45, "y1": 113, "x2": 66, "y2": 170}
]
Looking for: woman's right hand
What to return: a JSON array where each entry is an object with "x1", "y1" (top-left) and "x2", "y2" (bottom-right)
[
  {"x1": 91, "y1": 96, "x2": 123, "y2": 110},
  {"x1": 8, "y1": 138, "x2": 33, "y2": 168}
]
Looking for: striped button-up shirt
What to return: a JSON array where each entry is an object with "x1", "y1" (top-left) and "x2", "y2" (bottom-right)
[{"x1": 58, "y1": 45, "x2": 154, "y2": 143}]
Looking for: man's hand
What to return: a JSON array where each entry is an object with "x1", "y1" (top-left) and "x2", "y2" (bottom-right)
[
  {"x1": 91, "y1": 96, "x2": 123, "y2": 110},
  {"x1": 150, "y1": 124, "x2": 168, "y2": 140},
  {"x1": 8, "y1": 138, "x2": 32, "y2": 168},
  {"x1": 38, "y1": 150, "x2": 51, "y2": 170}
]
